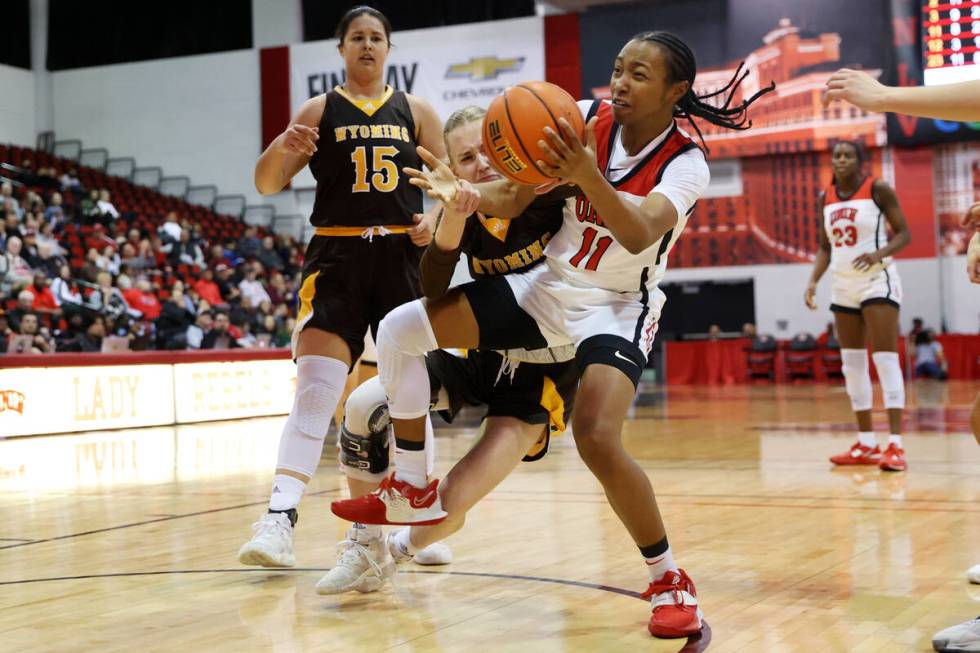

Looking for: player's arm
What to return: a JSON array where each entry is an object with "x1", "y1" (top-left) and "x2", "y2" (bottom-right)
[
  {"x1": 473, "y1": 180, "x2": 578, "y2": 219},
  {"x1": 536, "y1": 117, "x2": 699, "y2": 254},
  {"x1": 854, "y1": 180, "x2": 910, "y2": 271},
  {"x1": 255, "y1": 96, "x2": 324, "y2": 195},
  {"x1": 824, "y1": 68, "x2": 980, "y2": 122},
  {"x1": 805, "y1": 193, "x2": 831, "y2": 310},
  {"x1": 405, "y1": 147, "x2": 570, "y2": 220},
  {"x1": 420, "y1": 209, "x2": 464, "y2": 299}
]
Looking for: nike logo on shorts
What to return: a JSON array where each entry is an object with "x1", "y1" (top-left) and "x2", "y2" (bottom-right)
[{"x1": 613, "y1": 351, "x2": 638, "y2": 367}]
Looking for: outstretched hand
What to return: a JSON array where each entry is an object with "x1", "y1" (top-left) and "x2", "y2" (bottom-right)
[
  {"x1": 822, "y1": 68, "x2": 887, "y2": 111},
  {"x1": 404, "y1": 146, "x2": 461, "y2": 204}
]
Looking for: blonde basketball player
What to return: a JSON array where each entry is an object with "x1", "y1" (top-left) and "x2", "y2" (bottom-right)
[{"x1": 316, "y1": 105, "x2": 576, "y2": 594}]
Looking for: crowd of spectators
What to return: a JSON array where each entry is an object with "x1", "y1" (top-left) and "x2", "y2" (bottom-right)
[{"x1": 0, "y1": 156, "x2": 305, "y2": 355}]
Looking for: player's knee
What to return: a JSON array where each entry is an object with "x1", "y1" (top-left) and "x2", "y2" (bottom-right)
[
  {"x1": 871, "y1": 351, "x2": 905, "y2": 409},
  {"x1": 377, "y1": 300, "x2": 436, "y2": 358},
  {"x1": 292, "y1": 356, "x2": 347, "y2": 439},
  {"x1": 840, "y1": 348, "x2": 872, "y2": 411},
  {"x1": 344, "y1": 376, "x2": 389, "y2": 436},
  {"x1": 571, "y1": 415, "x2": 621, "y2": 464},
  {"x1": 339, "y1": 377, "x2": 391, "y2": 480}
]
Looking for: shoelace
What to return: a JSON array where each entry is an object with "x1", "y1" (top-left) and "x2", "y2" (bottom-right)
[
  {"x1": 640, "y1": 576, "x2": 693, "y2": 607},
  {"x1": 252, "y1": 514, "x2": 290, "y2": 540},
  {"x1": 360, "y1": 226, "x2": 392, "y2": 242},
  {"x1": 335, "y1": 538, "x2": 385, "y2": 577},
  {"x1": 494, "y1": 355, "x2": 520, "y2": 386}
]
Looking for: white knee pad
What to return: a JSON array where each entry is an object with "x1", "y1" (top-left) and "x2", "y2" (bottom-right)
[
  {"x1": 341, "y1": 376, "x2": 392, "y2": 483},
  {"x1": 344, "y1": 376, "x2": 389, "y2": 437},
  {"x1": 841, "y1": 348, "x2": 873, "y2": 412},
  {"x1": 376, "y1": 300, "x2": 438, "y2": 420},
  {"x1": 340, "y1": 376, "x2": 442, "y2": 482},
  {"x1": 275, "y1": 355, "x2": 348, "y2": 478},
  {"x1": 872, "y1": 351, "x2": 905, "y2": 409}
]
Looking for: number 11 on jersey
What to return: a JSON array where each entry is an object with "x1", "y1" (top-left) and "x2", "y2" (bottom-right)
[{"x1": 569, "y1": 226, "x2": 613, "y2": 270}]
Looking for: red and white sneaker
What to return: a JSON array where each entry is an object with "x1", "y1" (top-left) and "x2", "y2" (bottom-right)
[
  {"x1": 829, "y1": 442, "x2": 881, "y2": 466},
  {"x1": 642, "y1": 569, "x2": 703, "y2": 638},
  {"x1": 878, "y1": 443, "x2": 907, "y2": 472},
  {"x1": 330, "y1": 474, "x2": 448, "y2": 526}
]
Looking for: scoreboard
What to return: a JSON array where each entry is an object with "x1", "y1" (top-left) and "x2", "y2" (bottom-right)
[{"x1": 922, "y1": 0, "x2": 980, "y2": 85}]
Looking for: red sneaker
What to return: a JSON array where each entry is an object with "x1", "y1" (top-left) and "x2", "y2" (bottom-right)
[
  {"x1": 330, "y1": 474, "x2": 448, "y2": 526},
  {"x1": 878, "y1": 443, "x2": 907, "y2": 472},
  {"x1": 829, "y1": 442, "x2": 881, "y2": 466},
  {"x1": 642, "y1": 569, "x2": 703, "y2": 638}
]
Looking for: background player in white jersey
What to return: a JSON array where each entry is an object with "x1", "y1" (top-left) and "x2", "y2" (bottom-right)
[
  {"x1": 331, "y1": 31, "x2": 772, "y2": 638},
  {"x1": 804, "y1": 140, "x2": 911, "y2": 471},
  {"x1": 822, "y1": 67, "x2": 980, "y2": 653}
]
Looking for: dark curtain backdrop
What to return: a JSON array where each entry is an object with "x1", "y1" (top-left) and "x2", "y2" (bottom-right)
[
  {"x1": 301, "y1": 0, "x2": 535, "y2": 41},
  {"x1": 0, "y1": 0, "x2": 31, "y2": 69},
  {"x1": 47, "y1": 0, "x2": 252, "y2": 71}
]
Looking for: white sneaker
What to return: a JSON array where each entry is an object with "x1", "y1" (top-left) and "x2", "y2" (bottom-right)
[
  {"x1": 933, "y1": 616, "x2": 980, "y2": 652},
  {"x1": 413, "y1": 541, "x2": 453, "y2": 565},
  {"x1": 238, "y1": 511, "x2": 295, "y2": 568},
  {"x1": 968, "y1": 564, "x2": 980, "y2": 584},
  {"x1": 315, "y1": 526, "x2": 395, "y2": 595},
  {"x1": 386, "y1": 529, "x2": 452, "y2": 565}
]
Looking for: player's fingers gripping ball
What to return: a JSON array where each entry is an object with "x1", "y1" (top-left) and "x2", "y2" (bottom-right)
[{"x1": 482, "y1": 81, "x2": 585, "y2": 185}]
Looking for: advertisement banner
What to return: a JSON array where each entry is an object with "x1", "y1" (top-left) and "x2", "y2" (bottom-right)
[
  {"x1": 0, "y1": 365, "x2": 175, "y2": 438},
  {"x1": 172, "y1": 360, "x2": 295, "y2": 424},
  {"x1": 288, "y1": 16, "x2": 545, "y2": 188}
]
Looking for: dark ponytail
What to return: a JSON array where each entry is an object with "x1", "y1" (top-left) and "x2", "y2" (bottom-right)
[
  {"x1": 633, "y1": 31, "x2": 775, "y2": 151},
  {"x1": 335, "y1": 5, "x2": 393, "y2": 45}
]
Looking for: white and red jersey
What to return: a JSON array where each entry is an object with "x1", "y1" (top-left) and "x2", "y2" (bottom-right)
[
  {"x1": 544, "y1": 99, "x2": 710, "y2": 293},
  {"x1": 823, "y1": 176, "x2": 892, "y2": 277}
]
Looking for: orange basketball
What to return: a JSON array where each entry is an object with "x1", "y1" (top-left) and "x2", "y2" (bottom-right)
[{"x1": 482, "y1": 81, "x2": 585, "y2": 185}]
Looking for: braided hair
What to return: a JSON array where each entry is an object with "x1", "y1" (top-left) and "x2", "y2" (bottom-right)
[{"x1": 633, "y1": 31, "x2": 775, "y2": 151}]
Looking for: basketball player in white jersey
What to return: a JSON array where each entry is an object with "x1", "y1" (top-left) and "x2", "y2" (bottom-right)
[
  {"x1": 805, "y1": 140, "x2": 911, "y2": 471},
  {"x1": 822, "y1": 67, "x2": 980, "y2": 653},
  {"x1": 330, "y1": 31, "x2": 772, "y2": 638}
]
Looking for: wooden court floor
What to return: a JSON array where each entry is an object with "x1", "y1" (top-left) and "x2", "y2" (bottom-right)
[{"x1": 1, "y1": 380, "x2": 978, "y2": 652}]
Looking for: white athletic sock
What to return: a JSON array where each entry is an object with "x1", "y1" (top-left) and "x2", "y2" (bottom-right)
[
  {"x1": 645, "y1": 546, "x2": 678, "y2": 583},
  {"x1": 352, "y1": 522, "x2": 382, "y2": 540},
  {"x1": 858, "y1": 431, "x2": 877, "y2": 448},
  {"x1": 888, "y1": 434, "x2": 903, "y2": 448},
  {"x1": 394, "y1": 526, "x2": 419, "y2": 556},
  {"x1": 269, "y1": 474, "x2": 306, "y2": 512},
  {"x1": 393, "y1": 438, "x2": 427, "y2": 488}
]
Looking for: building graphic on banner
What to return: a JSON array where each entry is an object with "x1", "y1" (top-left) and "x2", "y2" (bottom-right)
[{"x1": 593, "y1": 19, "x2": 887, "y2": 267}]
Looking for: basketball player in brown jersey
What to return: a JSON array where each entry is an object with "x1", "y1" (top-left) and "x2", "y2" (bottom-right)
[
  {"x1": 316, "y1": 105, "x2": 578, "y2": 595},
  {"x1": 237, "y1": 5, "x2": 464, "y2": 570}
]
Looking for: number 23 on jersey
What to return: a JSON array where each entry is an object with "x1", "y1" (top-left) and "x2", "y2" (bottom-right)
[{"x1": 831, "y1": 224, "x2": 857, "y2": 247}]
